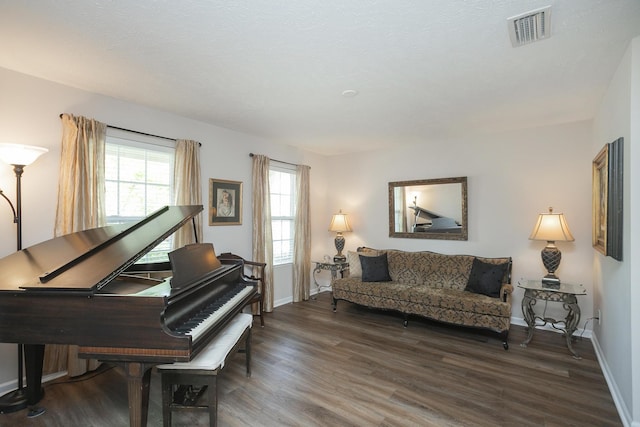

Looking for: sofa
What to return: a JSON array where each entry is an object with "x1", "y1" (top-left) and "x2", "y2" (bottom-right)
[{"x1": 331, "y1": 248, "x2": 513, "y2": 349}]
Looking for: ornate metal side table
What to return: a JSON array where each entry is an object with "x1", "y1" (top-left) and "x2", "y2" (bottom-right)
[
  {"x1": 518, "y1": 280, "x2": 586, "y2": 359},
  {"x1": 312, "y1": 260, "x2": 349, "y2": 299}
]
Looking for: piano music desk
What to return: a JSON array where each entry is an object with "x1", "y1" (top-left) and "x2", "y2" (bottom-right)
[{"x1": 157, "y1": 313, "x2": 253, "y2": 427}]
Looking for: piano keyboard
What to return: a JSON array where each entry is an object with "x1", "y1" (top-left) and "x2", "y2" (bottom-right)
[{"x1": 173, "y1": 284, "x2": 254, "y2": 340}]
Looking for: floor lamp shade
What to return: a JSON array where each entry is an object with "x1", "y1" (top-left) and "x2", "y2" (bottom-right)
[
  {"x1": 328, "y1": 210, "x2": 352, "y2": 262},
  {"x1": 529, "y1": 207, "x2": 574, "y2": 285},
  {"x1": 0, "y1": 143, "x2": 48, "y2": 167}
]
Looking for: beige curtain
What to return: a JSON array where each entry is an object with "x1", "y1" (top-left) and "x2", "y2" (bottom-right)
[
  {"x1": 251, "y1": 155, "x2": 274, "y2": 312},
  {"x1": 46, "y1": 113, "x2": 106, "y2": 377},
  {"x1": 293, "y1": 165, "x2": 311, "y2": 302},
  {"x1": 173, "y1": 139, "x2": 202, "y2": 247}
]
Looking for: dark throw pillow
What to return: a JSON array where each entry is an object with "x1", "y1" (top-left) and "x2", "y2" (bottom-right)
[
  {"x1": 360, "y1": 253, "x2": 392, "y2": 282},
  {"x1": 464, "y1": 258, "x2": 508, "y2": 298}
]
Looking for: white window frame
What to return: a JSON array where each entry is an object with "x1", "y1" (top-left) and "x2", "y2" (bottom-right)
[
  {"x1": 269, "y1": 164, "x2": 297, "y2": 265},
  {"x1": 105, "y1": 129, "x2": 175, "y2": 262}
]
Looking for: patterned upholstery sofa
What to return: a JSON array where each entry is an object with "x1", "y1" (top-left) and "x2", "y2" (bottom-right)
[{"x1": 331, "y1": 248, "x2": 513, "y2": 349}]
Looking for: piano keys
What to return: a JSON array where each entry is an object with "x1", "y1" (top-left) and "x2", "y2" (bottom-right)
[{"x1": 0, "y1": 205, "x2": 258, "y2": 427}]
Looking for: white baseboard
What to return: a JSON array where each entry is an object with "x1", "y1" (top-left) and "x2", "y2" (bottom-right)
[
  {"x1": 0, "y1": 370, "x2": 66, "y2": 396},
  {"x1": 510, "y1": 315, "x2": 593, "y2": 339}
]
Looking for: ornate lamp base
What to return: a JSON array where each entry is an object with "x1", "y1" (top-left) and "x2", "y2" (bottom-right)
[
  {"x1": 334, "y1": 232, "x2": 346, "y2": 262},
  {"x1": 541, "y1": 242, "x2": 562, "y2": 286}
]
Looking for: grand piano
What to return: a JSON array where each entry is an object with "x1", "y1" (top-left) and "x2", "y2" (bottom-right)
[
  {"x1": 409, "y1": 205, "x2": 462, "y2": 233},
  {"x1": 0, "y1": 205, "x2": 258, "y2": 427}
]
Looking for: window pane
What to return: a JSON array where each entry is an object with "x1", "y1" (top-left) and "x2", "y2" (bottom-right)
[
  {"x1": 271, "y1": 194, "x2": 282, "y2": 217},
  {"x1": 148, "y1": 184, "x2": 172, "y2": 213},
  {"x1": 280, "y1": 195, "x2": 292, "y2": 215},
  {"x1": 281, "y1": 220, "x2": 292, "y2": 240},
  {"x1": 118, "y1": 183, "x2": 146, "y2": 217},
  {"x1": 105, "y1": 146, "x2": 119, "y2": 180},
  {"x1": 147, "y1": 152, "x2": 172, "y2": 185},
  {"x1": 119, "y1": 148, "x2": 146, "y2": 183},
  {"x1": 271, "y1": 220, "x2": 283, "y2": 239},
  {"x1": 105, "y1": 181, "x2": 118, "y2": 216}
]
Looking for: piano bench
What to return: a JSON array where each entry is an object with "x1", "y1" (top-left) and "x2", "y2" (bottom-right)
[{"x1": 156, "y1": 313, "x2": 253, "y2": 427}]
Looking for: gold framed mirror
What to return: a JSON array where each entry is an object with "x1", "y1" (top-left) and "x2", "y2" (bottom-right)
[{"x1": 388, "y1": 177, "x2": 468, "y2": 240}]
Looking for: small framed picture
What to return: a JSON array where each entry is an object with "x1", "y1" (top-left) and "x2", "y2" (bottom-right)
[
  {"x1": 209, "y1": 179, "x2": 242, "y2": 226},
  {"x1": 592, "y1": 144, "x2": 608, "y2": 255}
]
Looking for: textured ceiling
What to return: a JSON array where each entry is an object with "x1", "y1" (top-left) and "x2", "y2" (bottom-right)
[{"x1": 1, "y1": 1, "x2": 639, "y2": 155}]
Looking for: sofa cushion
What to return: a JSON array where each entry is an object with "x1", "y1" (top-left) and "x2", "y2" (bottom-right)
[
  {"x1": 386, "y1": 250, "x2": 474, "y2": 290},
  {"x1": 347, "y1": 248, "x2": 382, "y2": 278},
  {"x1": 464, "y1": 258, "x2": 509, "y2": 298},
  {"x1": 360, "y1": 253, "x2": 392, "y2": 282},
  {"x1": 406, "y1": 286, "x2": 512, "y2": 318}
]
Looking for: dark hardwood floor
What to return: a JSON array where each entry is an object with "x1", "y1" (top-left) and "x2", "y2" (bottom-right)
[{"x1": 0, "y1": 292, "x2": 621, "y2": 426}]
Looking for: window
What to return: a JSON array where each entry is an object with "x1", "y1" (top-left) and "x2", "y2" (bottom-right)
[
  {"x1": 105, "y1": 132, "x2": 174, "y2": 262},
  {"x1": 270, "y1": 166, "x2": 296, "y2": 265}
]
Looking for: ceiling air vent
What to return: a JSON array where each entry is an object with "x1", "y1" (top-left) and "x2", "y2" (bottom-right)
[{"x1": 507, "y1": 6, "x2": 551, "y2": 47}]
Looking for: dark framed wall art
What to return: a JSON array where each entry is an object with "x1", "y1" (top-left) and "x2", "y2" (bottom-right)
[
  {"x1": 592, "y1": 137, "x2": 623, "y2": 261},
  {"x1": 209, "y1": 178, "x2": 242, "y2": 226}
]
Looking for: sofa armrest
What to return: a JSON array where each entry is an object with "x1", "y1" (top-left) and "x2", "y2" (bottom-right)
[{"x1": 500, "y1": 283, "x2": 514, "y2": 303}]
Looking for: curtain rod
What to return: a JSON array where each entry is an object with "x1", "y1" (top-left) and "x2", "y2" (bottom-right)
[
  {"x1": 107, "y1": 125, "x2": 176, "y2": 142},
  {"x1": 59, "y1": 114, "x2": 201, "y2": 145},
  {"x1": 249, "y1": 153, "x2": 309, "y2": 168}
]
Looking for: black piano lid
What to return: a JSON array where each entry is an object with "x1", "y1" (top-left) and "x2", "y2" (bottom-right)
[{"x1": 0, "y1": 205, "x2": 203, "y2": 293}]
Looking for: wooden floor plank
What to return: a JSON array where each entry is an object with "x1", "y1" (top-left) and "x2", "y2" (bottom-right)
[{"x1": 0, "y1": 292, "x2": 621, "y2": 426}]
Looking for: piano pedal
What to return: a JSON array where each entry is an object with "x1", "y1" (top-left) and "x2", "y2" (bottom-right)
[{"x1": 173, "y1": 385, "x2": 207, "y2": 406}]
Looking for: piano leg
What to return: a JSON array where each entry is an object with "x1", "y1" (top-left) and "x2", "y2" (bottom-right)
[
  {"x1": 23, "y1": 344, "x2": 45, "y2": 405},
  {"x1": 23, "y1": 344, "x2": 46, "y2": 417},
  {"x1": 117, "y1": 362, "x2": 154, "y2": 427}
]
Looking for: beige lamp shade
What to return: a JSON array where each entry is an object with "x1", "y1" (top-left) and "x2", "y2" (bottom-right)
[
  {"x1": 328, "y1": 210, "x2": 352, "y2": 233},
  {"x1": 0, "y1": 143, "x2": 48, "y2": 166},
  {"x1": 529, "y1": 207, "x2": 574, "y2": 242}
]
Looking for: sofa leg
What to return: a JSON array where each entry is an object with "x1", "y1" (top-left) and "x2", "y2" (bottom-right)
[
  {"x1": 403, "y1": 315, "x2": 408, "y2": 328},
  {"x1": 501, "y1": 330, "x2": 509, "y2": 350},
  {"x1": 332, "y1": 297, "x2": 337, "y2": 312}
]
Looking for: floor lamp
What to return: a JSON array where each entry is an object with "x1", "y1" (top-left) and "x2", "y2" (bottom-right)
[{"x1": 0, "y1": 143, "x2": 48, "y2": 415}]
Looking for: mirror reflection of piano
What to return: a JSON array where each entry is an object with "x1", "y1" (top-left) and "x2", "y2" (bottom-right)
[
  {"x1": 409, "y1": 205, "x2": 462, "y2": 233},
  {"x1": 0, "y1": 205, "x2": 257, "y2": 427}
]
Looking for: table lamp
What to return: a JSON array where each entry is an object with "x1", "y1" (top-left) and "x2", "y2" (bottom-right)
[
  {"x1": 529, "y1": 207, "x2": 574, "y2": 286},
  {"x1": 328, "y1": 210, "x2": 352, "y2": 262}
]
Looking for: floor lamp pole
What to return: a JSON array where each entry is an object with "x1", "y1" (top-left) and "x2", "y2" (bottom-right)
[
  {"x1": 0, "y1": 144, "x2": 47, "y2": 417},
  {"x1": 0, "y1": 165, "x2": 28, "y2": 414}
]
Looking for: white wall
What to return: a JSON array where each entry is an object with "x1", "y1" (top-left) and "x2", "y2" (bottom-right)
[
  {"x1": 592, "y1": 36, "x2": 640, "y2": 427},
  {"x1": 328, "y1": 121, "x2": 595, "y2": 327},
  {"x1": 0, "y1": 67, "x2": 330, "y2": 391}
]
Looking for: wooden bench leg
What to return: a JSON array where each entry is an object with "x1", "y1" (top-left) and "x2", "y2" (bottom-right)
[
  {"x1": 161, "y1": 376, "x2": 172, "y2": 427},
  {"x1": 246, "y1": 328, "x2": 252, "y2": 377},
  {"x1": 207, "y1": 375, "x2": 217, "y2": 427}
]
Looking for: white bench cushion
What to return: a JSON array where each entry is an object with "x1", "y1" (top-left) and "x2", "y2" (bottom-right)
[{"x1": 157, "y1": 313, "x2": 253, "y2": 371}]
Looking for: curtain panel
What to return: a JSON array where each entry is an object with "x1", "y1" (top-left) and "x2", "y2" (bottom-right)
[
  {"x1": 293, "y1": 165, "x2": 311, "y2": 302},
  {"x1": 47, "y1": 113, "x2": 106, "y2": 377},
  {"x1": 173, "y1": 139, "x2": 202, "y2": 247},
  {"x1": 251, "y1": 155, "x2": 274, "y2": 312}
]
